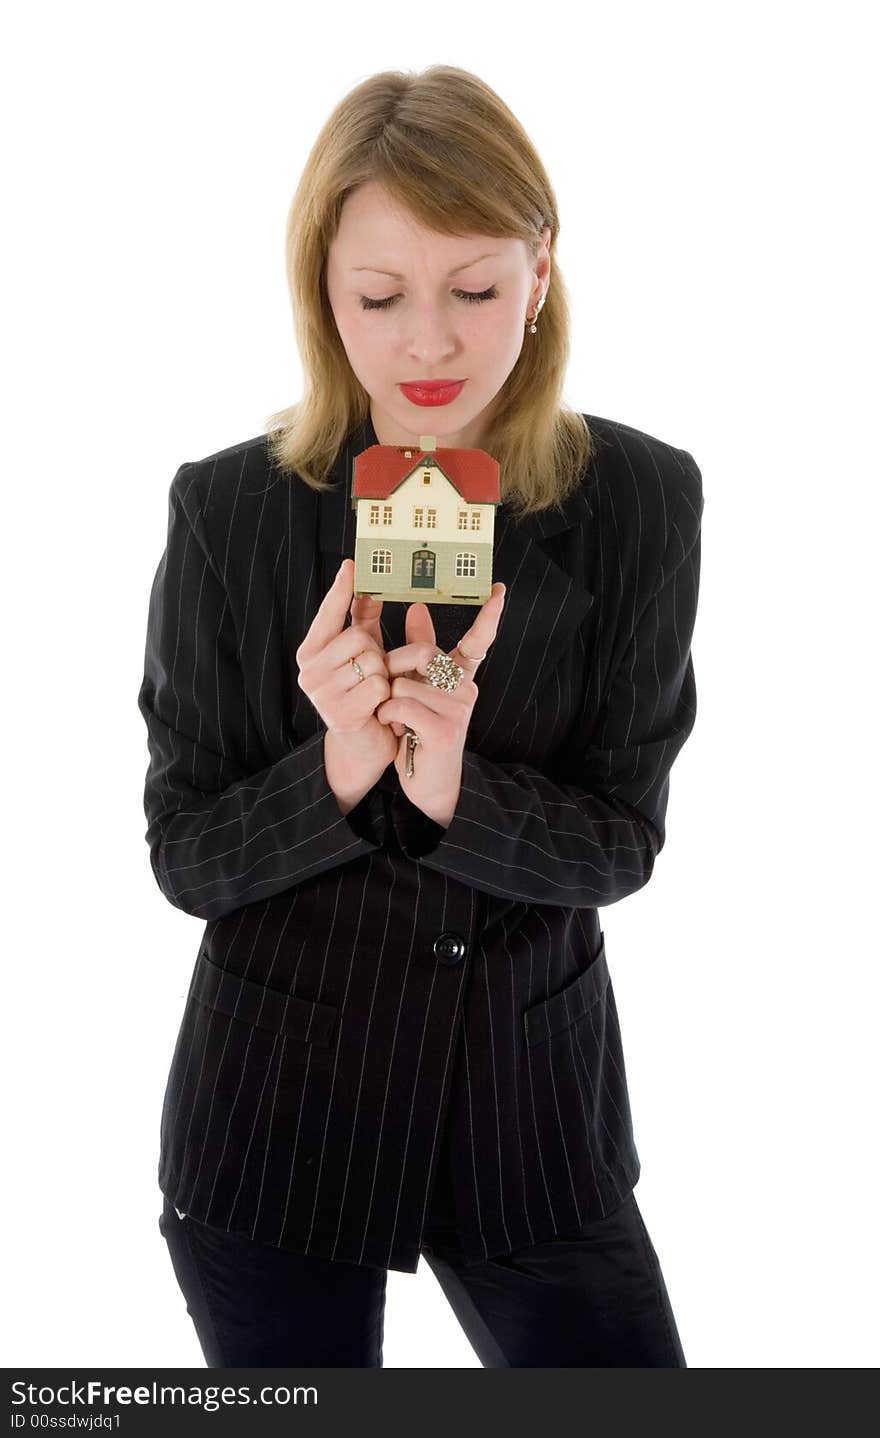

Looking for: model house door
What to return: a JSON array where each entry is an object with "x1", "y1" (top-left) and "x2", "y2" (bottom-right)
[{"x1": 411, "y1": 549, "x2": 436, "y2": 589}]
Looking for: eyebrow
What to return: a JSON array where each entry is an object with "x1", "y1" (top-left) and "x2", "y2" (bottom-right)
[{"x1": 351, "y1": 251, "x2": 500, "y2": 280}]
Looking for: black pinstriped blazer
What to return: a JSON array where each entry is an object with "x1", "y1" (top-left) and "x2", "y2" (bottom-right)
[{"x1": 137, "y1": 409, "x2": 703, "y2": 1274}]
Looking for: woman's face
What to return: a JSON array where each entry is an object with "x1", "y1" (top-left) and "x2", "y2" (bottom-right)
[{"x1": 326, "y1": 180, "x2": 550, "y2": 451}]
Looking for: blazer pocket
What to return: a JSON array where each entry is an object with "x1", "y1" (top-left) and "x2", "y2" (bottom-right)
[
  {"x1": 190, "y1": 951, "x2": 339, "y2": 1047},
  {"x1": 523, "y1": 936, "x2": 609, "y2": 1048}
]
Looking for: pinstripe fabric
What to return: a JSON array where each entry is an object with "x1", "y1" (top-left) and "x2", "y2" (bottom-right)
[{"x1": 138, "y1": 410, "x2": 703, "y2": 1273}]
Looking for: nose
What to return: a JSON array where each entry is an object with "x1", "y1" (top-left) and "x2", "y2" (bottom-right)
[{"x1": 404, "y1": 305, "x2": 460, "y2": 364}]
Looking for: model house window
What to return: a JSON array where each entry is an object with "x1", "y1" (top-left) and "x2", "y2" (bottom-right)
[
  {"x1": 457, "y1": 509, "x2": 482, "y2": 531},
  {"x1": 455, "y1": 553, "x2": 477, "y2": 577},
  {"x1": 370, "y1": 549, "x2": 392, "y2": 575},
  {"x1": 368, "y1": 503, "x2": 393, "y2": 526},
  {"x1": 422, "y1": 470, "x2": 431, "y2": 483},
  {"x1": 412, "y1": 508, "x2": 438, "y2": 528}
]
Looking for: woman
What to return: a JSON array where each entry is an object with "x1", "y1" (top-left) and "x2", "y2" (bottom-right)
[{"x1": 139, "y1": 64, "x2": 703, "y2": 1368}]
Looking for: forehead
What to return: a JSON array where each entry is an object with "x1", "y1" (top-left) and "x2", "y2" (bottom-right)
[{"x1": 329, "y1": 182, "x2": 519, "y2": 265}]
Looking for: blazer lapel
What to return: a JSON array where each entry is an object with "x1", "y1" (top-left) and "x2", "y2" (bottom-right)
[{"x1": 317, "y1": 414, "x2": 597, "y2": 748}]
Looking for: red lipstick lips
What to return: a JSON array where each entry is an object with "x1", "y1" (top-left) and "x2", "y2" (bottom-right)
[{"x1": 399, "y1": 379, "x2": 466, "y2": 406}]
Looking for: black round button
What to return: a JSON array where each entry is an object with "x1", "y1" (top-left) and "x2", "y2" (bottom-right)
[{"x1": 433, "y1": 931, "x2": 467, "y2": 965}]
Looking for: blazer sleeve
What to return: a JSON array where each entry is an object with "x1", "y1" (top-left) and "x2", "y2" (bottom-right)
[
  {"x1": 390, "y1": 454, "x2": 704, "y2": 907},
  {"x1": 137, "y1": 462, "x2": 383, "y2": 922}
]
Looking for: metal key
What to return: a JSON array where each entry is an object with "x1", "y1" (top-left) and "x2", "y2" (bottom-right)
[{"x1": 405, "y1": 728, "x2": 420, "y2": 777}]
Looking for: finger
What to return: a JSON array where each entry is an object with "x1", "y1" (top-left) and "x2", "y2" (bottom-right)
[
  {"x1": 458, "y1": 582, "x2": 506, "y2": 654},
  {"x1": 388, "y1": 674, "x2": 475, "y2": 712},
  {"x1": 385, "y1": 583, "x2": 506, "y2": 678},
  {"x1": 447, "y1": 585, "x2": 504, "y2": 671},
  {"x1": 349, "y1": 589, "x2": 385, "y2": 653},
  {"x1": 376, "y1": 695, "x2": 445, "y2": 732},
  {"x1": 386, "y1": 661, "x2": 475, "y2": 721},
  {"x1": 374, "y1": 712, "x2": 408, "y2": 737},
  {"x1": 298, "y1": 558, "x2": 357, "y2": 664},
  {"x1": 385, "y1": 642, "x2": 432, "y2": 678}
]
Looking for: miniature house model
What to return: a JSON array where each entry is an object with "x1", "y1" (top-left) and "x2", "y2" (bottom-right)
[{"x1": 351, "y1": 435, "x2": 500, "y2": 607}]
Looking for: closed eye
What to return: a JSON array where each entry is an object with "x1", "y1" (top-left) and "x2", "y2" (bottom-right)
[{"x1": 359, "y1": 286, "x2": 499, "y2": 311}]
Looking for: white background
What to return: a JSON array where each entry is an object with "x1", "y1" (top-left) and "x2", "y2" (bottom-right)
[{"x1": 3, "y1": 0, "x2": 877, "y2": 1370}]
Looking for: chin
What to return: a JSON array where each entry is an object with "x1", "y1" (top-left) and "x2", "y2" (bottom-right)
[{"x1": 392, "y1": 398, "x2": 484, "y2": 437}]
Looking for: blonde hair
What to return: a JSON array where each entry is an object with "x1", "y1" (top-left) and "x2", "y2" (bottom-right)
[{"x1": 264, "y1": 64, "x2": 594, "y2": 521}]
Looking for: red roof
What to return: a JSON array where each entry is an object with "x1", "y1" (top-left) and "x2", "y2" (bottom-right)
[{"x1": 352, "y1": 444, "x2": 500, "y2": 507}]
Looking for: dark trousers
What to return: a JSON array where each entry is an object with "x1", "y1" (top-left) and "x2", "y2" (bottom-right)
[{"x1": 158, "y1": 1144, "x2": 687, "y2": 1367}]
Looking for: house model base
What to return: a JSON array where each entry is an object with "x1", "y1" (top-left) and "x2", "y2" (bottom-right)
[{"x1": 351, "y1": 433, "x2": 501, "y2": 607}]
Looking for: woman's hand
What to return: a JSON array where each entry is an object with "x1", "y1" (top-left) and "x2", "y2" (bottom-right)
[
  {"x1": 374, "y1": 583, "x2": 506, "y2": 826},
  {"x1": 296, "y1": 559, "x2": 399, "y2": 809}
]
